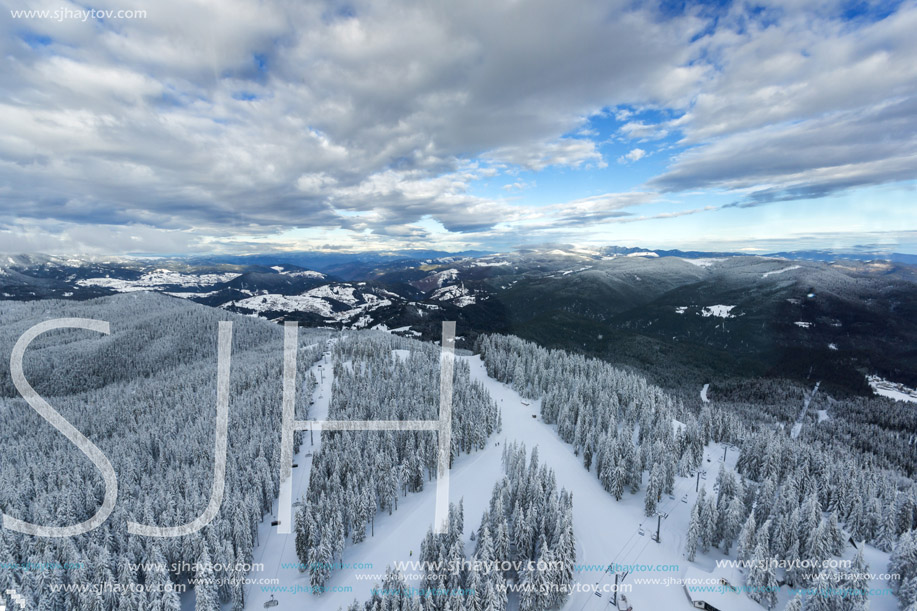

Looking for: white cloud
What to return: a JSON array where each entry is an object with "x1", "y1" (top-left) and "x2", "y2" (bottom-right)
[
  {"x1": 487, "y1": 138, "x2": 605, "y2": 171},
  {"x1": 1, "y1": 0, "x2": 915, "y2": 252},
  {"x1": 618, "y1": 148, "x2": 647, "y2": 164},
  {"x1": 296, "y1": 172, "x2": 337, "y2": 194}
]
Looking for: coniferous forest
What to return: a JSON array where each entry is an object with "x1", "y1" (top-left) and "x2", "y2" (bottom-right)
[{"x1": 1, "y1": 289, "x2": 916, "y2": 611}]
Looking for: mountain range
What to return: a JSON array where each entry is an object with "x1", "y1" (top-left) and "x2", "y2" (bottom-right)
[{"x1": 2, "y1": 246, "x2": 915, "y2": 396}]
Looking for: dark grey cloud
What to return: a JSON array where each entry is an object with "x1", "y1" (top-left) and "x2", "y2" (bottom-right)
[{"x1": 653, "y1": 96, "x2": 917, "y2": 202}]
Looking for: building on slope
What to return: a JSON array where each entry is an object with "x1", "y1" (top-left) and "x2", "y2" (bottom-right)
[{"x1": 682, "y1": 566, "x2": 757, "y2": 611}]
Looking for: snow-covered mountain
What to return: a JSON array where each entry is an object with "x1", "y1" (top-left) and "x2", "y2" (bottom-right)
[{"x1": 2, "y1": 248, "x2": 916, "y2": 395}]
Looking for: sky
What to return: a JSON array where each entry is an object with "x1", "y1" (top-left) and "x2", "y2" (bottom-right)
[{"x1": 0, "y1": 0, "x2": 915, "y2": 255}]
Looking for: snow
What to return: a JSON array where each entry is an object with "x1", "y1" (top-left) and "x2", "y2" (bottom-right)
[
  {"x1": 308, "y1": 284, "x2": 359, "y2": 306},
  {"x1": 866, "y1": 375, "x2": 917, "y2": 403},
  {"x1": 761, "y1": 265, "x2": 800, "y2": 278},
  {"x1": 790, "y1": 382, "x2": 820, "y2": 440},
  {"x1": 625, "y1": 251, "x2": 659, "y2": 257},
  {"x1": 351, "y1": 314, "x2": 373, "y2": 329},
  {"x1": 794, "y1": 321, "x2": 813, "y2": 328},
  {"x1": 672, "y1": 419, "x2": 686, "y2": 435},
  {"x1": 560, "y1": 266, "x2": 593, "y2": 276},
  {"x1": 77, "y1": 270, "x2": 240, "y2": 291},
  {"x1": 226, "y1": 286, "x2": 392, "y2": 326},
  {"x1": 270, "y1": 266, "x2": 284, "y2": 272},
  {"x1": 683, "y1": 566, "x2": 757, "y2": 611},
  {"x1": 284, "y1": 270, "x2": 325, "y2": 279},
  {"x1": 675, "y1": 306, "x2": 687, "y2": 315},
  {"x1": 230, "y1": 293, "x2": 336, "y2": 317},
  {"x1": 373, "y1": 288, "x2": 401, "y2": 299},
  {"x1": 816, "y1": 409, "x2": 830, "y2": 422},
  {"x1": 427, "y1": 268, "x2": 460, "y2": 287},
  {"x1": 700, "y1": 305, "x2": 735, "y2": 318},
  {"x1": 244, "y1": 342, "x2": 334, "y2": 609},
  {"x1": 430, "y1": 284, "x2": 477, "y2": 307},
  {"x1": 682, "y1": 258, "x2": 725, "y2": 267},
  {"x1": 700, "y1": 384, "x2": 709, "y2": 403},
  {"x1": 164, "y1": 290, "x2": 219, "y2": 299},
  {"x1": 243, "y1": 353, "x2": 813, "y2": 611},
  {"x1": 828, "y1": 343, "x2": 838, "y2": 350}
]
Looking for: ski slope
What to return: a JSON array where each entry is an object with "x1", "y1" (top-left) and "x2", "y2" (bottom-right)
[{"x1": 242, "y1": 353, "x2": 893, "y2": 611}]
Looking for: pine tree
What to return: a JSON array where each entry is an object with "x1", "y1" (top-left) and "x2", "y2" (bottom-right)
[
  {"x1": 722, "y1": 496, "x2": 745, "y2": 554},
  {"x1": 784, "y1": 593, "x2": 803, "y2": 611},
  {"x1": 194, "y1": 549, "x2": 220, "y2": 611},
  {"x1": 737, "y1": 514, "x2": 757, "y2": 562},
  {"x1": 685, "y1": 500, "x2": 701, "y2": 561},
  {"x1": 746, "y1": 541, "x2": 777, "y2": 610}
]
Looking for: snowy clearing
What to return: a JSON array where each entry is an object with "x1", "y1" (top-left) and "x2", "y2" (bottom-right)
[
  {"x1": 867, "y1": 375, "x2": 917, "y2": 403},
  {"x1": 682, "y1": 258, "x2": 725, "y2": 267},
  {"x1": 700, "y1": 305, "x2": 735, "y2": 318},
  {"x1": 77, "y1": 269, "x2": 240, "y2": 291},
  {"x1": 761, "y1": 265, "x2": 801, "y2": 278},
  {"x1": 430, "y1": 284, "x2": 478, "y2": 307}
]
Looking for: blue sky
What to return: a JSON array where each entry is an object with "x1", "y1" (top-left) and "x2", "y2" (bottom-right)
[{"x1": 0, "y1": 0, "x2": 915, "y2": 255}]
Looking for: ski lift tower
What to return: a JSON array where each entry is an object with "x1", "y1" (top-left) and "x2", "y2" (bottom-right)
[
  {"x1": 611, "y1": 570, "x2": 629, "y2": 607},
  {"x1": 652, "y1": 511, "x2": 668, "y2": 543}
]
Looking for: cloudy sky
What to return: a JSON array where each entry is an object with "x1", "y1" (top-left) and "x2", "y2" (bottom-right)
[{"x1": 1, "y1": 0, "x2": 915, "y2": 255}]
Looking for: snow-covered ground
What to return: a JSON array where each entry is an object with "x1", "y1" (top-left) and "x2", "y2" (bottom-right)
[
  {"x1": 700, "y1": 383, "x2": 709, "y2": 403},
  {"x1": 761, "y1": 265, "x2": 800, "y2": 278},
  {"x1": 867, "y1": 375, "x2": 917, "y2": 403},
  {"x1": 243, "y1": 356, "x2": 893, "y2": 611},
  {"x1": 682, "y1": 258, "x2": 725, "y2": 267},
  {"x1": 700, "y1": 305, "x2": 735, "y2": 318},
  {"x1": 427, "y1": 268, "x2": 460, "y2": 287},
  {"x1": 243, "y1": 344, "x2": 335, "y2": 609},
  {"x1": 228, "y1": 287, "x2": 392, "y2": 324},
  {"x1": 270, "y1": 266, "x2": 325, "y2": 278},
  {"x1": 791, "y1": 382, "x2": 821, "y2": 440},
  {"x1": 430, "y1": 284, "x2": 477, "y2": 307},
  {"x1": 228, "y1": 293, "x2": 336, "y2": 317},
  {"x1": 77, "y1": 269, "x2": 240, "y2": 291}
]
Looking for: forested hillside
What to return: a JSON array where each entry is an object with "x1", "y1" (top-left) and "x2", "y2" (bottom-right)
[
  {"x1": 294, "y1": 332, "x2": 500, "y2": 588},
  {"x1": 349, "y1": 443, "x2": 576, "y2": 611},
  {"x1": 476, "y1": 332, "x2": 917, "y2": 610},
  {"x1": 0, "y1": 293, "x2": 327, "y2": 610}
]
